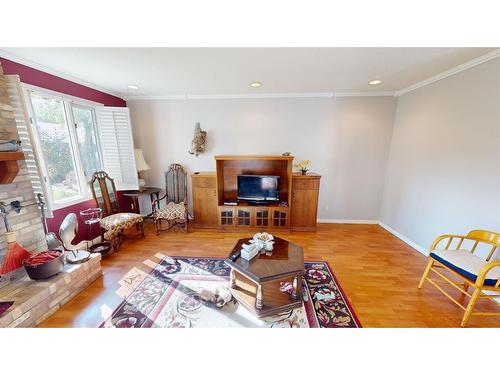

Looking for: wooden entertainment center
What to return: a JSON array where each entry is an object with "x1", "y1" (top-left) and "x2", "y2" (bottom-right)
[{"x1": 192, "y1": 155, "x2": 321, "y2": 232}]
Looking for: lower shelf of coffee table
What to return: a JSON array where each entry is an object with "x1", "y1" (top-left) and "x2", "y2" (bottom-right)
[{"x1": 229, "y1": 273, "x2": 302, "y2": 318}]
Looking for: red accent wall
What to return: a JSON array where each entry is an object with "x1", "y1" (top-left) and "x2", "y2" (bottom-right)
[
  {"x1": 0, "y1": 57, "x2": 128, "y2": 243},
  {"x1": 0, "y1": 58, "x2": 125, "y2": 107}
]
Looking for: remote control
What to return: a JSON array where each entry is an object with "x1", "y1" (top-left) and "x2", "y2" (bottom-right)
[{"x1": 230, "y1": 251, "x2": 240, "y2": 261}]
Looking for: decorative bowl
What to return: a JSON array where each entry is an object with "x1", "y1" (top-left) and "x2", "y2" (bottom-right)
[
  {"x1": 23, "y1": 250, "x2": 64, "y2": 280},
  {"x1": 253, "y1": 232, "x2": 274, "y2": 243}
]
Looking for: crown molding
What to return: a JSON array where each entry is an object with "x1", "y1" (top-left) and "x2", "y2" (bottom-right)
[
  {"x1": 334, "y1": 91, "x2": 395, "y2": 97},
  {"x1": 395, "y1": 49, "x2": 500, "y2": 97},
  {"x1": 189, "y1": 92, "x2": 336, "y2": 99},
  {"x1": 0, "y1": 49, "x2": 125, "y2": 99},
  {"x1": 125, "y1": 91, "x2": 396, "y2": 101},
  {"x1": 125, "y1": 94, "x2": 189, "y2": 101},
  {"x1": 125, "y1": 92, "x2": 334, "y2": 101},
  {"x1": 5, "y1": 48, "x2": 496, "y2": 102}
]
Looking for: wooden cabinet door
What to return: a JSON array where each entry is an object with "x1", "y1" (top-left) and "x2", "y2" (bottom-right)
[
  {"x1": 254, "y1": 208, "x2": 270, "y2": 228},
  {"x1": 193, "y1": 187, "x2": 218, "y2": 227},
  {"x1": 235, "y1": 207, "x2": 252, "y2": 228},
  {"x1": 219, "y1": 207, "x2": 235, "y2": 227},
  {"x1": 270, "y1": 207, "x2": 289, "y2": 229},
  {"x1": 291, "y1": 188, "x2": 318, "y2": 229},
  {"x1": 291, "y1": 174, "x2": 320, "y2": 231}
]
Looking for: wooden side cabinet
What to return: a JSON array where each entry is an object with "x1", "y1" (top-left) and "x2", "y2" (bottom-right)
[
  {"x1": 192, "y1": 173, "x2": 219, "y2": 228},
  {"x1": 291, "y1": 173, "x2": 321, "y2": 231}
]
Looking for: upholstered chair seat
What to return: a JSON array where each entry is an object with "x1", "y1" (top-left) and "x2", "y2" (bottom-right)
[
  {"x1": 100, "y1": 212, "x2": 144, "y2": 241},
  {"x1": 431, "y1": 249, "x2": 500, "y2": 286},
  {"x1": 153, "y1": 202, "x2": 186, "y2": 221}
]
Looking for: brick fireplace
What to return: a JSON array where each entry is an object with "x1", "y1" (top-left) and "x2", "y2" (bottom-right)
[
  {"x1": 0, "y1": 61, "x2": 47, "y2": 287},
  {"x1": 0, "y1": 61, "x2": 102, "y2": 327}
]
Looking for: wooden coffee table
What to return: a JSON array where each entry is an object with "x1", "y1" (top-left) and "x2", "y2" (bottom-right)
[{"x1": 225, "y1": 237, "x2": 305, "y2": 318}]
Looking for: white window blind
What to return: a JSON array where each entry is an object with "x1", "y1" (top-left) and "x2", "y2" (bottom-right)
[
  {"x1": 5, "y1": 75, "x2": 52, "y2": 216},
  {"x1": 95, "y1": 107, "x2": 138, "y2": 190}
]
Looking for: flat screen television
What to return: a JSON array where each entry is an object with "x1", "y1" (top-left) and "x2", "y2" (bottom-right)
[{"x1": 237, "y1": 175, "x2": 280, "y2": 202}]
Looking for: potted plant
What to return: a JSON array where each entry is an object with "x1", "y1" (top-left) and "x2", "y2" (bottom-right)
[{"x1": 294, "y1": 160, "x2": 311, "y2": 175}]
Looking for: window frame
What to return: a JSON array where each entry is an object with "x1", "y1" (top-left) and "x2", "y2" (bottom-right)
[
  {"x1": 70, "y1": 102, "x2": 104, "y2": 180},
  {"x1": 22, "y1": 84, "x2": 104, "y2": 211}
]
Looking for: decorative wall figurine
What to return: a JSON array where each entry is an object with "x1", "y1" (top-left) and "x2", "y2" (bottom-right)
[{"x1": 188, "y1": 122, "x2": 207, "y2": 156}]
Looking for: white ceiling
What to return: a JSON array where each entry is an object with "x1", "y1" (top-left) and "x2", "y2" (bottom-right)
[{"x1": 1, "y1": 48, "x2": 496, "y2": 98}]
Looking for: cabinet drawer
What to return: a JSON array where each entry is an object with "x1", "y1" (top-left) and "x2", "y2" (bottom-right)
[
  {"x1": 192, "y1": 176, "x2": 216, "y2": 188},
  {"x1": 292, "y1": 178, "x2": 320, "y2": 190}
]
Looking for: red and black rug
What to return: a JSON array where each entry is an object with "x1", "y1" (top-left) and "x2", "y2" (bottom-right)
[{"x1": 101, "y1": 256, "x2": 361, "y2": 328}]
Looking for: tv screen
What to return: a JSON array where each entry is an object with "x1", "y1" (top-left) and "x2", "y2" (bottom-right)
[{"x1": 237, "y1": 175, "x2": 280, "y2": 201}]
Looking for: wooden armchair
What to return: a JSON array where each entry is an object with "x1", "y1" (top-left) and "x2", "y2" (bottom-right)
[
  {"x1": 418, "y1": 229, "x2": 500, "y2": 327},
  {"x1": 89, "y1": 171, "x2": 145, "y2": 250},
  {"x1": 152, "y1": 164, "x2": 188, "y2": 235}
]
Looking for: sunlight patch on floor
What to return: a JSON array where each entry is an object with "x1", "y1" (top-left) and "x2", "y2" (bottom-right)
[{"x1": 100, "y1": 304, "x2": 113, "y2": 320}]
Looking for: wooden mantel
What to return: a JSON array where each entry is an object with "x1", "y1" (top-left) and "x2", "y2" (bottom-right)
[{"x1": 0, "y1": 151, "x2": 25, "y2": 184}]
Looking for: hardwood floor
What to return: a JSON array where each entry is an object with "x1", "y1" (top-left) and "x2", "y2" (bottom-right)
[{"x1": 38, "y1": 223, "x2": 500, "y2": 328}]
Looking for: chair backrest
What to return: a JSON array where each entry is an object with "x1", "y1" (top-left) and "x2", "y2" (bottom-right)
[
  {"x1": 466, "y1": 229, "x2": 500, "y2": 261},
  {"x1": 59, "y1": 213, "x2": 77, "y2": 251},
  {"x1": 164, "y1": 164, "x2": 187, "y2": 204},
  {"x1": 88, "y1": 171, "x2": 120, "y2": 216},
  {"x1": 467, "y1": 230, "x2": 500, "y2": 246}
]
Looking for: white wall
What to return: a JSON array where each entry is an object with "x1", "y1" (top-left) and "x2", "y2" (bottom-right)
[
  {"x1": 380, "y1": 58, "x2": 500, "y2": 253},
  {"x1": 128, "y1": 96, "x2": 396, "y2": 220}
]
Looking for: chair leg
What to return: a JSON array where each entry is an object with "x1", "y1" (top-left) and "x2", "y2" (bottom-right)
[
  {"x1": 155, "y1": 219, "x2": 160, "y2": 236},
  {"x1": 110, "y1": 235, "x2": 119, "y2": 253},
  {"x1": 113, "y1": 229, "x2": 124, "y2": 251},
  {"x1": 140, "y1": 221, "x2": 145, "y2": 239},
  {"x1": 461, "y1": 288, "x2": 481, "y2": 327},
  {"x1": 184, "y1": 220, "x2": 188, "y2": 233},
  {"x1": 418, "y1": 259, "x2": 434, "y2": 289}
]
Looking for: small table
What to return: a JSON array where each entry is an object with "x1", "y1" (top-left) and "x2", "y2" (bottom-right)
[
  {"x1": 225, "y1": 237, "x2": 305, "y2": 318},
  {"x1": 122, "y1": 187, "x2": 161, "y2": 218},
  {"x1": 79, "y1": 207, "x2": 112, "y2": 255}
]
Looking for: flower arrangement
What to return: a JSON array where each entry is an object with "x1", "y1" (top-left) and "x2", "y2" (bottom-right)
[{"x1": 294, "y1": 160, "x2": 311, "y2": 175}]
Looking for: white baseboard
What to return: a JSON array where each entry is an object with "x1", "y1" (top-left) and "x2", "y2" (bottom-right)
[
  {"x1": 317, "y1": 219, "x2": 379, "y2": 224},
  {"x1": 378, "y1": 221, "x2": 428, "y2": 256}
]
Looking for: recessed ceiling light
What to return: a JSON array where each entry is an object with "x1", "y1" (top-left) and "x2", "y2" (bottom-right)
[
  {"x1": 127, "y1": 85, "x2": 140, "y2": 90},
  {"x1": 369, "y1": 79, "x2": 382, "y2": 85},
  {"x1": 250, "y1": 81, "x2": 262, "y2": 88}
]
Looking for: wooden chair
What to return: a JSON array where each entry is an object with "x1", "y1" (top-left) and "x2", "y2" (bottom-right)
[
  {"x1": 418, "y1": 229, "x2": 500, "y2": 327},
  {"x1": 152, "y1": 164, "x2": 188, "y2": 235},
  {"x1": 89, "y1": 171, "x2": 145, "y2": 250}
]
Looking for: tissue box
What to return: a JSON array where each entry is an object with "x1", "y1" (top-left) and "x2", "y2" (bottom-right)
[{"x1": 241, "y1": 243, "x2": 259, "y2": 260}]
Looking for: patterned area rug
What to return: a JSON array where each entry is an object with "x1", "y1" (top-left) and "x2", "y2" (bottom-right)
[{"x1": 101, "y1": 256, "x2": 361, "y2": 328}]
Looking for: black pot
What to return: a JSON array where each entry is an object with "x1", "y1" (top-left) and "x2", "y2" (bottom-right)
[{"x1": 23, "y1": 250, "x2": 64, "y2": 280}]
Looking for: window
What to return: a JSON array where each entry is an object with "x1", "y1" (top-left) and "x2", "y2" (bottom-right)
[
  {"x1": 26, "y1": 90, "x2": 102, "y2": 209},
  {"x1": 72, "y1": 105, "x2": 102, "y2": 177},
  {"x1": 7, "y1": 79, "x2": 139, "y2": 214}
]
